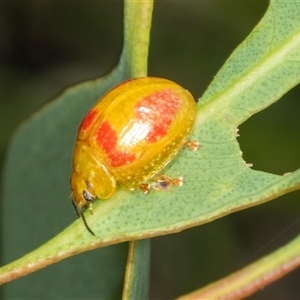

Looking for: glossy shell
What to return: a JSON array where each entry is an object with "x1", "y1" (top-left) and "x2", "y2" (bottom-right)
[{"x1": 71, "y1": 77, "x2": 196, "y2": 211}]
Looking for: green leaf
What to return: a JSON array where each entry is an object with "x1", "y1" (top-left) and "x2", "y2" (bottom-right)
[
  {"x1": 122, "y1": 1, "x2": 153, "y2": 78},
  {"x1": 122, "y1": 240, "x2": 150, "y2": 300},
  {"x1": 178, "y1": 231, "x2": 300, "y2": 299},
  {"x1": 1, "y1": 68, "x2": 129, "y2": 298},
  {"x1": 1, "y1": 0, "x2": 153, "y2": 298},
  {"x1": 1, "y1": 0, "x2": 300, "y2": 298}
]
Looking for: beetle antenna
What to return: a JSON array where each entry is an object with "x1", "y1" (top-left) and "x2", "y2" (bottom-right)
[{"x1": 71, "y1": 199, "x2": 95, "y2": 236}]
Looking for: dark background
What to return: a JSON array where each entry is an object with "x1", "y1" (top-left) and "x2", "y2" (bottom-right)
[{"x1": 1, "y1": 1, "x2": 300, "y2": 299}]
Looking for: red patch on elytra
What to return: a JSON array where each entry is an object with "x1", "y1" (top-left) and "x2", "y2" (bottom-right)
[
  {"x1": 79, "y1": 110, "x2": 98, "y2": 131},
  {"x1": 135, "y1": 89, "x2": 180, "y2": 142},
  {"x1": 108, "y1": 151, "x2": 136, "y2": 167},
  {"x1": 96, "y1": 121, "x2": 117, "y2": 153},
  {"x1": 96, "y1": 121, "x2": 136, "y2": 167}
]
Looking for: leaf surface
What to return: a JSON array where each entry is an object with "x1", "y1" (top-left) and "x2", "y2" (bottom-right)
[{"x1": 1, "y1": 0, "x2": 300, "y2": 298}]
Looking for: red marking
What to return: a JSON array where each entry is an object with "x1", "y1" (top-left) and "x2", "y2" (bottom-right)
[
  {"x1": 96, "y1": 121, "x2": 117, "y2": 153},
  {"x1": 79, "y1": 110, "x2": 98, "y2": 131},
  {"x1": 135, "y1": 89, "x2": 180, "y2": 142},
  {"x1": 96, "y1": 121, "x2": 136, "y2": 167},
  {"x1": 108, "y1": 151, "x2": 136, "y2": 167}
]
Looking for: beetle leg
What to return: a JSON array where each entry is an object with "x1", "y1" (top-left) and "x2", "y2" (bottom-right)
[
  {"x1": 88, "y1": 202, "x2": 94, "y2": 215},
  {"x1": 185, "y1": 140, "x2": 200, "y2": 151},
  {"x1": 140, "y1": 183, "x2": 151, "y2": 194},
  {"x1": 153, "y1": 175, "x2": 184, "y2": 190},
  {"x1": 140, "y1": 175, "x2": 185, "y2": 193}
]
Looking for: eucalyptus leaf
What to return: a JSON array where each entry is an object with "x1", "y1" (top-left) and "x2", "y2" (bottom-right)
[{"x1": 2, "y1": 0, "x2": 300, "y2": 298}]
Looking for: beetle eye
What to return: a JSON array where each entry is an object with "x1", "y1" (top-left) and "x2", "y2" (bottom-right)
[{"x1": 83, "y1": 190, "x2": 94, "y2": 202}]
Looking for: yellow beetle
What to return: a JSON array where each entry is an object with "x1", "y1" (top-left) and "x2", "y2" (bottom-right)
[{"x1": 70, "y1": 77, "x2": 197, "y2": 235}]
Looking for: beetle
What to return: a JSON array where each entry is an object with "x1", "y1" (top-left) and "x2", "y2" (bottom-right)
[{"x1": 70, "y1": 77, "x2": 197, "y2": 235}]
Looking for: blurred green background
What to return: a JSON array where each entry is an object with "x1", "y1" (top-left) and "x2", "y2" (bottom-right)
[{"x1": 1, "y1": 1, "x2": 300, "y2": 299}]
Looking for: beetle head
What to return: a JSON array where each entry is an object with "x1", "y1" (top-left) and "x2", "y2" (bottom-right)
[{"x1": 70, "y1": 141, "x2": 117, "y2": 235}]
